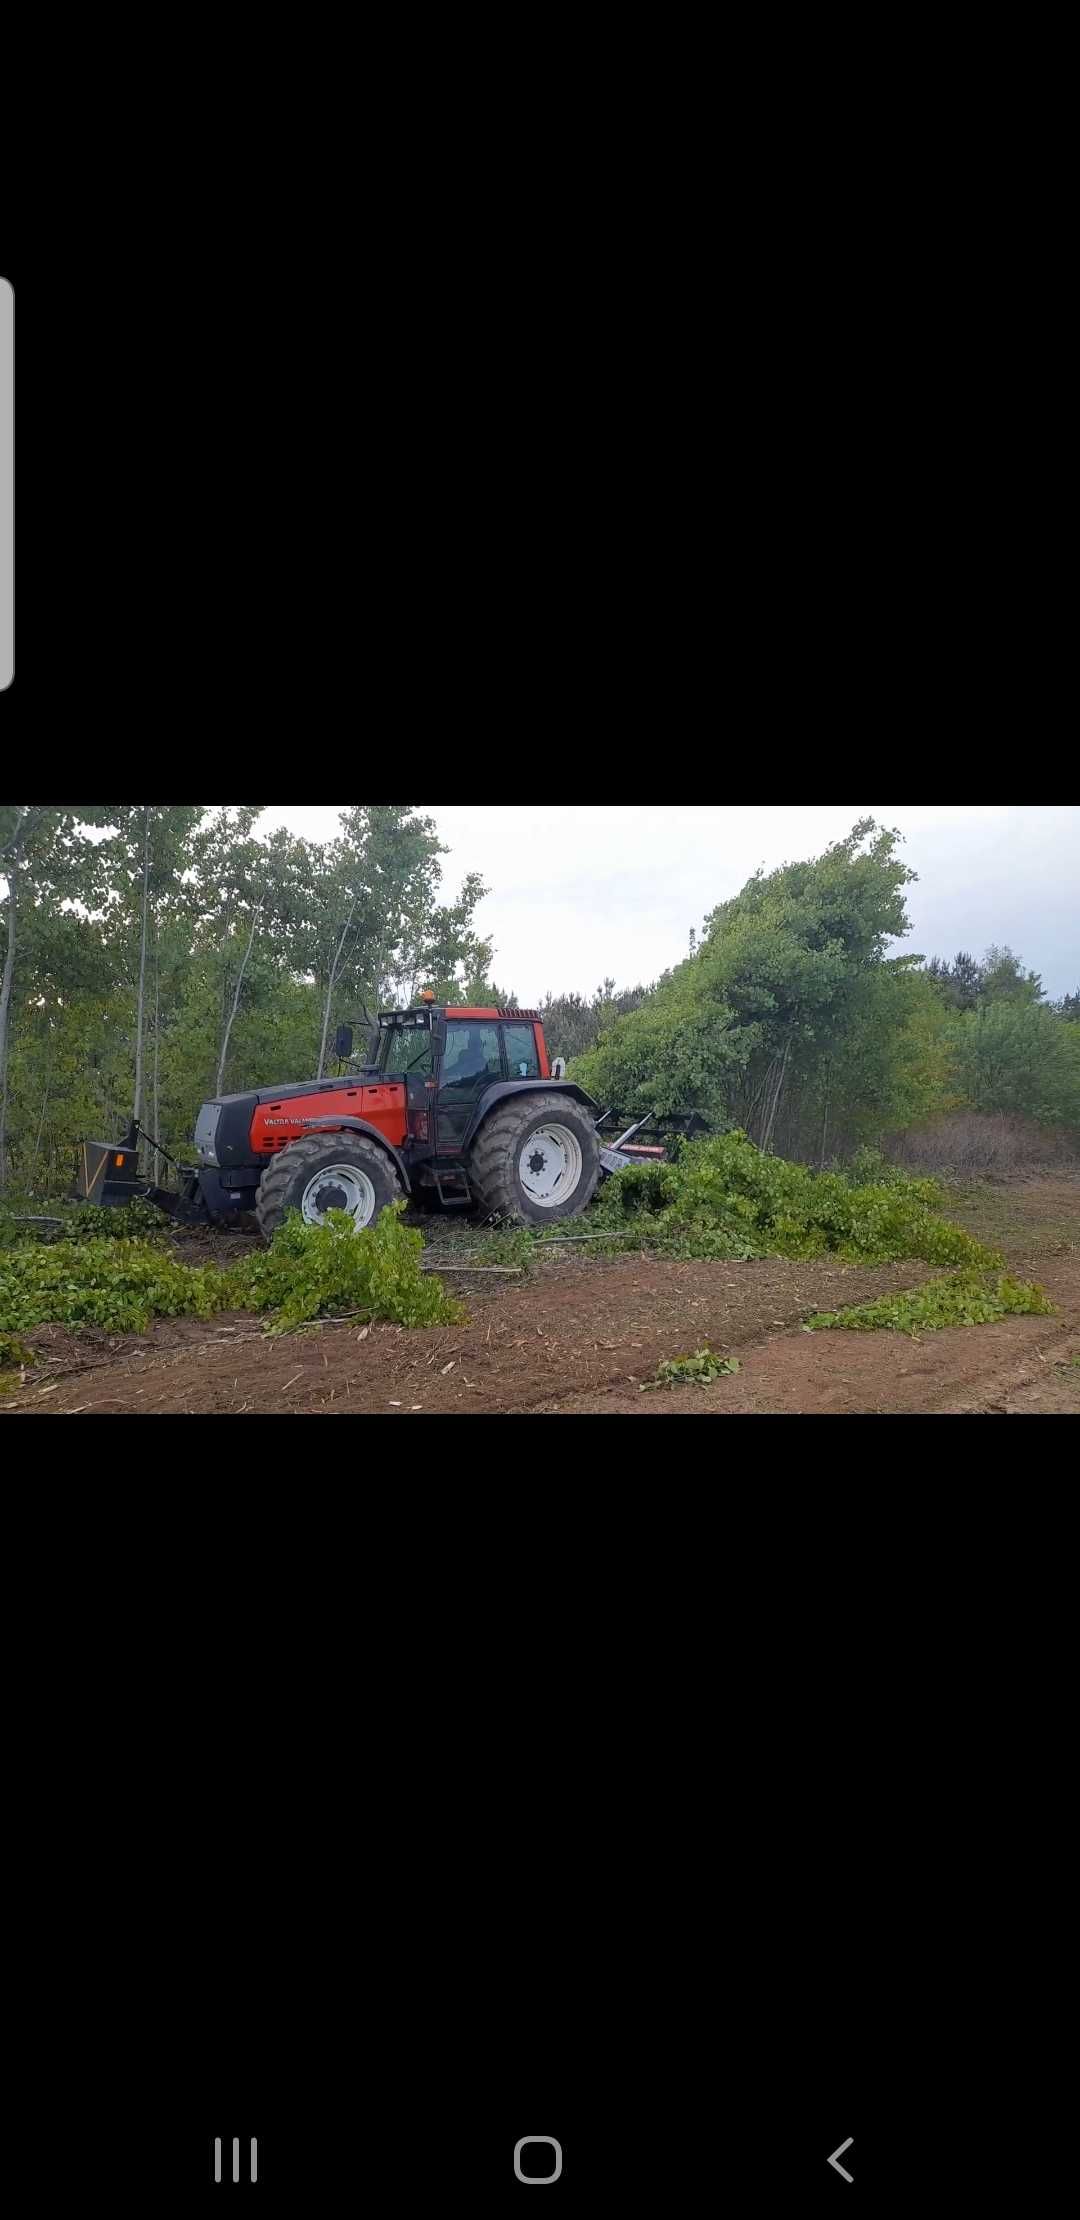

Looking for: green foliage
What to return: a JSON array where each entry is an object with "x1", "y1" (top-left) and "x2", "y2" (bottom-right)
[
  {"x1": 588, "y1": 1131, "x2": 1001, "y2": 1268},
  {"x1": 847, "y1": 1146, "x2": 942, "y2": 1201},
  {"x1": 806, "y1": 1272, "x2": 1055, "y2": 1335},
  {"x1": 0, "y1": 1323, "x2": 33, "y2": 1393},
  {"x1": 0, "y1": 1236, "x2": 231, "y2": 1336},
  {"x1": 0, "y1": 1202, "x2": 464, "y2": 1343},
  {"x1": 468, "y1": 1224, "x2": 539, "y2": 1269},
  {"x1": 6, "y1": 805, "x2": 1077, "y2": 1204},
  {"x1": 59, "y1": 1199, "x2": 174, "y2": 1243},
  {"x1": 1, "y1": 804, "x2": 496, "y2": 1195},
  {"x1": 643, "y1": 1348, "x2": 740, "y2": 1389},
  {"x1": 541, "y1": 979, "x2": 653, "y2": 1066},
  {"x1": 948, "y1": 1000, "x2": 1080, "y2": 1127},
  {"x1": 226, "y1": 1203, "x2": 464, "y2": 1335},
  {"x1": 572, "y1": 819, "x2": 923, "y2": 1149},
  {"x1": 925, "y1": 945, "x2": 1046, "y2": 1012},
  {"x1": 0, "y1": 1199, "x2": 174, "y2": 1248}
]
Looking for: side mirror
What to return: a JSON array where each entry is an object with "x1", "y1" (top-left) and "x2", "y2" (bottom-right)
[
  {"x1": 551, "y1": 1057, "x2": 566, "y2": 1078},
  {"x1": 334, "y1": 1024, "x2": 354, "y2": 1059}
]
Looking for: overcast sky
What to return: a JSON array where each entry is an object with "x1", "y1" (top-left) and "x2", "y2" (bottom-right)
[{"x1": 257, "y1": 805, "x2": 1079, "y2": 1004}]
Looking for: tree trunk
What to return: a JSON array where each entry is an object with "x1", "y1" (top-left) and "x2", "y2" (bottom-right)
[
  {"x1": 29, "y1": 1065, "x2": 51, "y2": 1188},
  {"x1": 152, "y1": 925, "x2": 161, "y2": 1179},
  {"x1": 0, "y1": 828, "x2": 24, "y2": 1194},
  {"x1": 819, "y1": 1067, "x2": 830, "y2": 1169},
  {"x1": 759, "y1": 1036, "x2": 792, "y2": 1155},
  {"x1": 216, "y1": 900, "x2": 262, "y2": 1096},
  {"x1": 132, "y1": 807, "x2": 150, "y2": 1132},
  {"x1": 318, "y1": 899, "x2": 358, "y2": 1078}
]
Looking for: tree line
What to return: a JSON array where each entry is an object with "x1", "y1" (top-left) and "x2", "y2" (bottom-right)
[
  {"x1": 0, "y1": 805, "x2": 503, "y2": 1197},
  {"x1": 553, "y1": 821, "x2": 1080, "y2": 1158},
  {"x1": 2, "y1": 807, "x2": 1076, "y2": 1200}
]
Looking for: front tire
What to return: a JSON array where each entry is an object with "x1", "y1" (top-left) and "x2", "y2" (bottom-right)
[
  {"x1": 468, "y1": 1093, "x2": 600, "y2": 1225},
  {"x1": 255, "y1": 1132, "x2": 404, "y2": 1242}
]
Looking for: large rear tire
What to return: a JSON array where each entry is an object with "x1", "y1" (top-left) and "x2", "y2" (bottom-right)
[
  {"x1": 468, "y1": 1093, "x2": 600, "y2": 1225},
  {"x1": 254, "y1": 1132, "x2": 404, "y2": 1243}
]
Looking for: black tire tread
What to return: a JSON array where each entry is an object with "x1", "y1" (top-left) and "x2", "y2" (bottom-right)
[
  {"x1": 468, "y1": 1092, "x2": 600, "y2": 1224},
  {"x1": 254, "y1": 1131, "x2": 403, "y2": 1242}
]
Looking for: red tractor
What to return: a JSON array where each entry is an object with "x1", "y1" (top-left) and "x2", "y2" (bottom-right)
[{"x1": 190, "y1": 998, "x2": 606, "y2": 1237}]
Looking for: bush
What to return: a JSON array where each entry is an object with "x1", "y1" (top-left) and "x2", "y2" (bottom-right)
[
  {"x1": 0, "y1": 1199, "x2": 175, "y2": 1250},
  {"x1": 588, "y1": 1130, "x2": 1001, "y2": 1268},
  {"x1": 59, "y1": 1199, "x2": 175, "y2": 1243},
  {"x1": 0, "y1": 1237, "x2": 231, "y2": 1336},
  {"x1": 847, "y1": 1145, "x2": 942, "y2": 1201},
  {"x1": 227, "y1": 1204, "x2": 463, "y2": 1335},
  {"x1": 883, "y1": 1112, "x2": 1080, "y2": 1177},
  {"x1": 0, "y1": 1202, "x2": 464, "y2": 1342},
  {"x1": 807, "y1": 1272, "x2": 1055, "y2": 1335}
]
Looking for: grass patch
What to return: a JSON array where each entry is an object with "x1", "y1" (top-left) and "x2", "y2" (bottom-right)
[{"x1": 805, "y1": 1272, "x2": 1055, "y2": 1337}]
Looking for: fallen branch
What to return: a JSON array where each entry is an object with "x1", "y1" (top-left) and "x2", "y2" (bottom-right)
[
  {"x1": 534, "y1": 1229, "x2": 655, "y2": 1246},
  {"x1": 420, "y1": 1261, "x2": 523, "y2": 1275}
]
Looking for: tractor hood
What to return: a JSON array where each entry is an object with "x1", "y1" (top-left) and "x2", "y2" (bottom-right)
[{"x1": 195, "y1": 1073, "x2": 383, "y2": 1167}]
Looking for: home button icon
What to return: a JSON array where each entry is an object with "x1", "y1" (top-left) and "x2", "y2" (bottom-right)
[{"x1": 515, "y1": 2136, "x2": 563, "y2": 2183}]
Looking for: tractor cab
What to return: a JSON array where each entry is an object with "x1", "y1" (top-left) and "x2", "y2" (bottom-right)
[{"x1": 371, "y1": 1000, "x2": 553, "y2": 1190}]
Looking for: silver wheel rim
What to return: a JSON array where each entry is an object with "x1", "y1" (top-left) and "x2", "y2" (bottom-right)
[
  {"x1": 300, "y1": 1164, "x2": 377, "y2": 1229},
  {"x1": 519, "y1": 1123, "x2": 583, "y2": 1208}
]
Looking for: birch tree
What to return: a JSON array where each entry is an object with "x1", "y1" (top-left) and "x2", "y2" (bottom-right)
[
  {"x1": 0, "y1": 806, "x2": 30, "y2": 1190},
  {"x1": 132, "y1": 805, "x2": 150, "y2": 1131},
  {"x1": 217, "y1": 896, "x2": 264, "y2": 1094}
]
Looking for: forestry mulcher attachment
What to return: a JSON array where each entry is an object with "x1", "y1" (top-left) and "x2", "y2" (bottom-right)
[{"x1": 76, "y1": 999, "x2": 682, "y2": 1239}]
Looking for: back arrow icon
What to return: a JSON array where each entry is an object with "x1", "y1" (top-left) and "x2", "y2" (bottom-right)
[{"x1": 827, "y1": 2137, "x2": 854, "y2": 2182}]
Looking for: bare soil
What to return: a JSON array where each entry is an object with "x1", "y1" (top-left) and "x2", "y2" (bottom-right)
[{"x1": 4, "y1": 1177, "x2": 1079, "y2": 1417}]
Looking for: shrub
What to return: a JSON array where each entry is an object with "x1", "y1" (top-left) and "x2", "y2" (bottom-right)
[
  {"x1": 588, "y1": 1130, "x2": 1001, "y2": 1269},
  {"x1": 0, "y1": 1200, "x2": 175, "y2": 1251},
  {"x1": 0, "y1": 1237, "x2": 231, "y2": 1336},
  {"x1": 0, "y1": 1202, "x2": 463, "y2": 1342},
  {"x1": 227, "y1": 1204, "x2": 463, "y2": 1335},
  {"x1": 847, "y1": 1145, "x2": 942, "y2": 1202},
  {"x1": 806, "y1": 1272, "x2": 1055, "y2": 1335},
  {"x1": 884, "y1": 1111, "x2": 1080, "y2": 1177},
  {"x1": 59, "y1": 1199, "x2": 175, "y2": 1243}
]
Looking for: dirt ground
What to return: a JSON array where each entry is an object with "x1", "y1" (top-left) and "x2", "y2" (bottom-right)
[{"x1": 4, "y1": 1176, "x2": 1079, "y2": 1416}]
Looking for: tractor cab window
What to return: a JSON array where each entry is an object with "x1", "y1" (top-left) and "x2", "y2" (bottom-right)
[
  {"x1": 440, "y1": 1024, "x2": 502, "y2": 1092},
  {"x1": 503, "y1": 1023, "x2": 539, "y2": 1079},
  {"x1": 379, "y1": 1024, "x2": 434, "y2": 1077}
]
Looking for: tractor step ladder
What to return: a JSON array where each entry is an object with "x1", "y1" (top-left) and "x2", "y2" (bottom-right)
[{"x1": 434, "y1": 1168, "x2": 472, "y2": 1207}]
